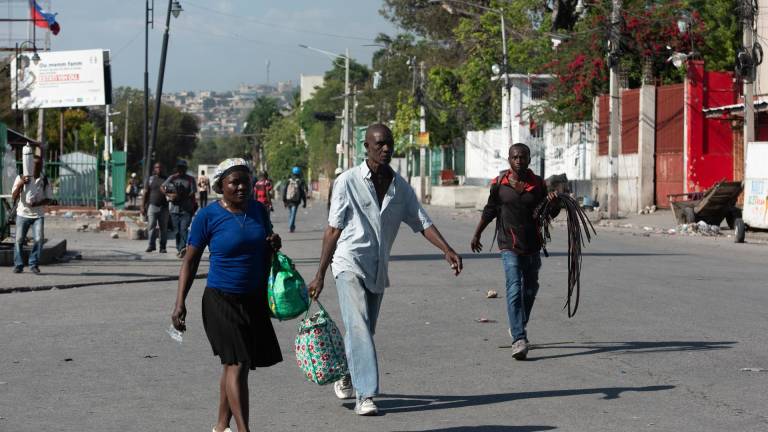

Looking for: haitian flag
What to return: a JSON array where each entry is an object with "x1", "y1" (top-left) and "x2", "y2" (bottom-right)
[{"x1": 30, "y1": 0, "x2": 60, "y2": 35}]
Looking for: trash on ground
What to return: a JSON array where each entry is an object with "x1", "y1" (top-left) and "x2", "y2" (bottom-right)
[
  {"x1": 475, "y1": 318, "x2": 497, "y2": 323},
  {"x1": 486, "y1": 290, "x2": 498, "y2": 298},
  {"x1": 740, "y1": 367, "x2": 767, "y2": 372}
]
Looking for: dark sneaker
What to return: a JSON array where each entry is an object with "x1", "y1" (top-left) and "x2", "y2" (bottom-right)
[
  {"x1": 145, "y1": 246, "x2": 156, "y2": 252},
  {"x1": 159, "y1": 248, "x2": 167, "y2": 254},
  {"x1": 30, "y1": 266, "x2": 41, "y2": 275},
  {"x1": 13, "y1": 266, "x2": 22, "y2": 273},
  {"x1": 511, "y1": 339, "x2": 529, "y2": 360},
  {"x1": 176, "y1": 248, "x2": 186, "y2": 259}
]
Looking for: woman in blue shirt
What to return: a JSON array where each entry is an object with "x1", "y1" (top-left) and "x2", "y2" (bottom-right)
[{"x1": 172, "y1": 158, "x2": 282, "y2": 432}]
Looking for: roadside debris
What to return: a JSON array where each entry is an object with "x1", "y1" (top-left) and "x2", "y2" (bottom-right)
[
  {"x1": 638, "y1": 205, "x2": 657, "y2": 215},
  {"x1": 486, "y1": 290, "x2": 498, "y2": 298},
  {"x1": 474, "y1": 318, "x2": 497, "y2": 323},
  {"x1": 740, "y1": 367, "x2": 767, "y2": 372},
  {"x1": 677, "y1": 221, "x2": 721, "y2": 236}
]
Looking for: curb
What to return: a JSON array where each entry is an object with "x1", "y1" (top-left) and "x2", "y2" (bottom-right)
[{"x1": 0, "y1": 273, "x2": 208, "y2": 295}]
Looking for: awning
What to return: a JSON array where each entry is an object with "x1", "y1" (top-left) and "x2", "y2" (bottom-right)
[
  {"x1": 6, "y1": 128, "x2": 40, "y2": 147},
  {"x1": 703, "y1": 98, "x2": 768, "y2": 117}
]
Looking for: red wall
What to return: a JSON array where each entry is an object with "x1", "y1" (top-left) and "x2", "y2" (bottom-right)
[{"x1": 686, "y1": 61, "x2": 738, "y2": 192}]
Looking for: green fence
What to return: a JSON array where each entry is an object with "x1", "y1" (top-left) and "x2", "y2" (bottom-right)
[{"x1": 12, "y1": 150, "x2": 128, "y2": 209}]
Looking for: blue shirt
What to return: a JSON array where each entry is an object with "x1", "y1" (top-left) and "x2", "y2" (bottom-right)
[
  {"x1": 188, "y1": 199, "x2": 271, "y2": 294},
  {"x1": 328, "y1": 162, "x2": 432, "y2": 293}
]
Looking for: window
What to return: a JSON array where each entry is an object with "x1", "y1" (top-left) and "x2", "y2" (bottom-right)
[{"x1": 531, "y1": 82, "x2": 548, "y2": 100}]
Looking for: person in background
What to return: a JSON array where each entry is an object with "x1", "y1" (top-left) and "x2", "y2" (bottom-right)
[
  {"x1": 127, "y1": 173, "x2": 140, "y2": 208},
  {"x1": 252, "y1": 171, "x2": 273, "y2": 211},
  {"x1": 172, "y1": 158, "x2": 282, "y2": 432},
  {"x1": 142, "y1": 162, "x2": 169, "y2": 254},
  {"x1": 11, "y1": 155, "x2": 53, "y2": 274},
  {"x1": 163, "y1": 159, "x2": 197, "y2": 258},
  {"x1": 282, "y1": 166, "x2": 307, "y2": 233},
  {"x1": 197, "y1": 170, "x2": 211, "y2": 209}
]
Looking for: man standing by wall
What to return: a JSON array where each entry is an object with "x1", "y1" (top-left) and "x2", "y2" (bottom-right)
[
  {"x1": 308, "y1": 124, "x2": 463, "y2": 416},
  {"x1": 282, "y1": 166, "x2": 307, "y2": 233},
  {"x1": 163, "y1": 159, "x2": 197, "y2": 258},
  {"x1": 11, "y1": 155, "x2": 53, "y2": 274},
  {"x1": 470, "y1": 143, "x2": 558, "y2": 360},
  {"x1": 142, "y1": 162, "x2": 169, "y2": 254}
]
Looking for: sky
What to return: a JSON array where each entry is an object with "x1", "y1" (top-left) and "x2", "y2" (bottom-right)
[{"x1": 14, "y1": 0, "x2": 400, "y2": 92}]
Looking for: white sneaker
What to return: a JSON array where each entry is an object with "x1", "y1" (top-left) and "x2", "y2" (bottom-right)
[
  {"x1": 333, "y1": 375, "x2": 354, "y2": 399},
  {"x1": 212, "y1": 427, "x2": 232, "y2": 432},
  {"x1": 354, "y1": 397, "x2": 379, "y2": 416},
  {"x1": 511, "y1": 338, "x2": 529, "y2": 360}
]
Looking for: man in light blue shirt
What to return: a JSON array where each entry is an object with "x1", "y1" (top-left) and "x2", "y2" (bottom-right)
[{"x1": 308, "y1": 124, "x2": 462, "y2": 416}]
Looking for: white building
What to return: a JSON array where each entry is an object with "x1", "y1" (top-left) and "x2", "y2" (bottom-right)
[{"x1": 300, "y1": 74, "x2": 325, "y2": 105}]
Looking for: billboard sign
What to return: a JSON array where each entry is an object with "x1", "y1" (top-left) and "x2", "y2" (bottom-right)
[{"x1": 10, "y1": 49, "x2": 109, "y2": 110}]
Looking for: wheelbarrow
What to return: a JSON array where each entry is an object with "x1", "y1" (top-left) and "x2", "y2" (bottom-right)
[{"x1": 667, "y1": 181, "x2": 743, "y2": 229}]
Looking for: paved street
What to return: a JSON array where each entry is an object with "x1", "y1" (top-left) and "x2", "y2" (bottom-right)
[{"x1": 1, "y1": 202, "x2": 767, "y2": 432}]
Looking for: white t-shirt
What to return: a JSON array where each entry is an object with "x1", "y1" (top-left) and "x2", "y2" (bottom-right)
[{"x1": 13, "y1": 175, "x2": 53, "y2": 219}]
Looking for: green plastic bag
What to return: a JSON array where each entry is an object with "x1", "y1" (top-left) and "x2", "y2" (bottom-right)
[{"x1": 267, "y1": 252, "x2": 310, "y2": 320}]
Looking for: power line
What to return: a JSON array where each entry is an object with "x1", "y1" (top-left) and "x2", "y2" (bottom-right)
[{"x1": 183, "y1": 1, "x2": 376, "y2": 42}]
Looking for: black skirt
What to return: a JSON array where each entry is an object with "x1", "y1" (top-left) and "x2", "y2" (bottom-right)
[{"x1": 201, "y1": 287, "x2": 283, "y2": 369}]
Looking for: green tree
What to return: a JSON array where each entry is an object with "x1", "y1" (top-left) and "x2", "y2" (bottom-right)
[
  {"x1": 243, "y1": 96, "x2": 281, "y2": 167},
  {"x1": 263, "y1": 114, "x2": 307, "y2": 182}
]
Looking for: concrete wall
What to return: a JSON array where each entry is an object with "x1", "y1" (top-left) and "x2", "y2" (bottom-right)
[
  {"x1": 429, "y1": 185, "x2": 487, "y2": 208},
  {"x1": 465, "y1": 129, "x2": 507, "y2": 183},
  {"x1": 592, "y1": 154, "x2": 640, "y2": 215},
  {"x1": 544, "y1": 121, "x2": 594, "y2": 181}
]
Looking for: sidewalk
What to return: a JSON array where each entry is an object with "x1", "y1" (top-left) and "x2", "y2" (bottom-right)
[{"x1": 0, "y1": 215, "x2": 208, "y2": 293}]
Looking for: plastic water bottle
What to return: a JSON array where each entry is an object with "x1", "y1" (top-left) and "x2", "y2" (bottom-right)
[
  {"x1": 166, "y1": 325, "x2": 183, "y2": 344},
  {"x1": 22, "y1": 144, "x2": 34, "y2": 177}
]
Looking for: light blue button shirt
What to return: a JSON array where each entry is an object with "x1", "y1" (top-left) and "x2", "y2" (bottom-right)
[{"x1": 329, "y1": 162, "x2": 433, "y2": 293}]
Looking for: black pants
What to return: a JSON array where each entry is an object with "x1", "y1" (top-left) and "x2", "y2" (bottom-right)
[{"x1": 199, "y1": 191, "x2": 208, "y2": 208}]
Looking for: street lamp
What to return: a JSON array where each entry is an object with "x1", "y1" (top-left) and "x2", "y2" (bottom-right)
[
  {"x1": 430, "y1": 0, "x2": 512, "y2": 145},
  {"x1": 299, "y1": 44, "x2": 352, "y2": 170},
  {"x1": 147, "y1": 0, "x2": 182, "y2": 184},
  {"x1": 171, "y1": 0, "x2": 183, "y2": 18}
]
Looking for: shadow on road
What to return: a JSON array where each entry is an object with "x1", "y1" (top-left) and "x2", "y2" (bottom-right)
[
  {"x1": 343, "y1": 385, "x2": 674, "y2": 414},
  {"x1": 394, "y1": 426, "x2": 556, "y2": 432},
  {"x1": 525, "y1": 340, "x2": 736, "y2": 361}
]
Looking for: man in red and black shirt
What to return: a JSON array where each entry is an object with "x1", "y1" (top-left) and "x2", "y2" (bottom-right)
[{"x1": 471, "y1": 143, "x2": 558, "y2": 360}]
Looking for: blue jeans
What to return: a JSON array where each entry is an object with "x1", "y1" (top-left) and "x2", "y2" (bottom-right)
[
  {"x1": 501, "y1": 251, "x2": 542, "y2": 342},
  {"x1": 14, "y1": 216, "x2": 44, "y2": 268},
  {"x1": 147, "y1": 205, "x2": 169, "y2": 250},
  {"x1": 335, "y1": 271, "x2": 384, "y2": 402},
  {"x1": 170, "y1": 211, "x2": 192, "y2": 252},
  {"x1": 288, "y1": 204, "x2": 299, "y2": 231}
]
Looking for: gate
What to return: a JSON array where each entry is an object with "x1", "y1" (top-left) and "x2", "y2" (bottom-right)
[
  {"x1": 654, "y1": 84, "x2": 685, "y2": 207},
  {"x1": 110, "y1": 151, "x2": 127, "y2": 209}
]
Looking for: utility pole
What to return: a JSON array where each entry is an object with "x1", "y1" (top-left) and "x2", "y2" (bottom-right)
[
  {"x1": 743, "y1": 0, "x2": 756, "y2": 179},
  {"x1": 59, "y1": 109, "x2": 64, "y2": 158},
  {"x1": 419, "y1": 61, "x2": 427, "y2": 204},
  {"x1": 105, "y1": 104, "x2": 111, "y2": 197},
  {"x1": 352, "y1": 84, "x2": 358, "y2": 166},
  {"x1": 123, "y1": 100, "x2": 131, "y2": 153},
  {"x1": 149, "y1": 0, "x2": 182, "y2": 182},
  {"x1": 142, "y1": 0, "x2": 153, "y2": 184},
  {"x1": 344, "y1": 48, "x2": 351, "y2": 169},
  {"x1": 607, "y1": 0, "x2": 622, "y2": 219},
  {"x1": 500, "y1": 9, "x2": 512, "y2": 147}
]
